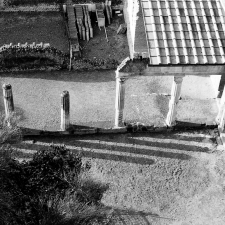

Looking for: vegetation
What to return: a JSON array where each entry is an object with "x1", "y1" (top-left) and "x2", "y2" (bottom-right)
[
  {"x1": 0, "y1": 45, "x2": 67, "y2": 72},
  {"x1": 5, "y1": 0, "x2": 65, "y2": 6},
  {"x1": 5, "y1": 0, "x2": 123, "y2": 7},
  {"x1": 0, "y1": 114, "x2": 114, "y2": 225}
]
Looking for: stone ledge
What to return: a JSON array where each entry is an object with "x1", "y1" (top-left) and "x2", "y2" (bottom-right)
[
  {"x1": 21, "y1": 123, "x2": 219, "y2": 137},
  {"x1": 98, "y1": 127, "x2": 127, "y2": 134}
]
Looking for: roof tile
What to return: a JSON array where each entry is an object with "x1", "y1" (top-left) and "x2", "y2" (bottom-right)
[{"x1": 137, "y1": 0, "x2": 225, "y2": 64}]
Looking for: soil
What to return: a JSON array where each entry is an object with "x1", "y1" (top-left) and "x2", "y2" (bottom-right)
[
  {"x1": 0, "y1": 11, "x2": 68, "y2": 52},
  {"x1": 0, "y1": 10, "x2": 129, "y2": 64},
  {"x1": 13, "y1": 129, "x2": 225, "y2": 225},
  {"x1": 80, "y1": 12, "x2": 129, "y2": 63}
]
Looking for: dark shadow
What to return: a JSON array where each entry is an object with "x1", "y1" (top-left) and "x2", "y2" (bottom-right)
[
  {"x1": 0, "y1": 70, "x2": 116, "y2": 83},
  {"x1": 103, "y1": 206, "x2": 174, "y2": 225},
  {"x1": 20, "y1": 133, "x2": 192, "y2": 162},
  {"x1": 126, "y1": 130, "x2": 216, "y2": 143},
  {"x1": 13, "y1": 142, "x2": 155, "y2": 165},
  {"x1": 124, "y1": 137, "x2": 211, "y2": 153},
  {"x1": 175, "y1": 121, "x2": 209, "y2": 128}
]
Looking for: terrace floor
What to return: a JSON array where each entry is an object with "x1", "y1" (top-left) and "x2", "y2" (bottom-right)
[{"x1": 0, "y1": 71, "x2": 219, "y2": 131}]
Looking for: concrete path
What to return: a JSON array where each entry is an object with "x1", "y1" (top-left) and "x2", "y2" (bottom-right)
[{"x1": 0, "y1": 71, "x2": 219, "y2": 131}]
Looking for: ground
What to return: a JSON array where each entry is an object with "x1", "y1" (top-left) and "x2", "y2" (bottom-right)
[
  {"x1": 1, "y1": 5, "x2": 225, "y2": 225},
  {"x1": 13, "y1": 129, "x2": 225, "y2": 225},
  {"x1": 0, "y1": 10, "x2": 129, "y2": 63},
  {"x1": 0, "y1": 11, "x2": 68, "y2": 52},
  {"x1": 0, "y1": 71, "x2": 218, "y2": 130},
  {"x1": 79, "y1": 14, "x2": 129, "y2": 63}
]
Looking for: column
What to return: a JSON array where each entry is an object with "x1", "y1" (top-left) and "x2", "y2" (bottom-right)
[
  {"x1": 216, "y1": 85, "x2": 225, "y2": 128},
  {"x1": 60, "y1": 91, "x2": 70, "y2": 131},
  {"x1": 166, "y1": 76, "x2": 184, "y2": 126},
  {"x1": 115, "y1": 71, "x2": 126, "y2": 127},
  {"x1": 3, "y1": 84, "x2": 14, "y2": 118},
  {"x1": 0, "y1": 0, "x2": 4, "y2": 7}
]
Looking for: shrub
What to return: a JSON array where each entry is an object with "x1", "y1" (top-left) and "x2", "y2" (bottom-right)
[
  {"x1": 6, "y1": 0, "x2": 65, "y2": 7},
  {"x1": 0, "y1": 143, "x2": 113, "y2": 225},
  {"x1": 0, "y1": 112, "x2": 114, "y2": 224},
  {"x1": 0, "y1": 113, "x2": 22, "y2": 145},
  {"x1": 0, "y1": 45, "x2": 67, "y2": 72}
]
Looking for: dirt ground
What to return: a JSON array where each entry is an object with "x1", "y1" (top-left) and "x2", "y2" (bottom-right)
[
  {"x1": 13, "y1": 129, "x2": 225, "y2": 225},
  {"x1": 0, "y1": 10, "x2": 129, "y2": 63},
  {"x1": 0, "y1": 11, "x2": 68, "y2": 52},
  {"x1": 80, "y1": 12, "x2": 129, "y2": 63}
]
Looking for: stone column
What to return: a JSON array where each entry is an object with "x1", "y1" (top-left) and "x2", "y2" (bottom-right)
[
  {"x1": 166, "y1": 76, "x2": 184, "y2": 126},
  {"x1": 60, "y1": 91, "x2": 70, "y2": 131},
  {"x1": 115, "y1": 71, "x2": 126, "y2": 127},
  {"x1": 3, "y1": 84, "x2": 14, "y2": 118},
  {"x1": 216, "y1": 85, "x2": 225, "y2": 128},
  {"x1": 0, "y1": 0, "x2": 4, "y2": 8}
]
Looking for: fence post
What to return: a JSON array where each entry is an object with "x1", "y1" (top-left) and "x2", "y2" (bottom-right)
[
  {"x1": 60, "y1": 91, "x2": 70, "y2": 131},
  {"x1": 3, "y1": 84, "x2": 14, "y2": 120}
]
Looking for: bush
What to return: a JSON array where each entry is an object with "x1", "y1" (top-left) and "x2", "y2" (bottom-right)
[
  {"x1": 0, "y1": 143, "x2": 113, "y2": 225},
  {"x1": 72, "y1": 58, "x2": 119, "y2": 71},
  {"x1": 0, "y1": 45, "x2": 67, "y2": 72},
  {"x1": 6, "y1": 0, "x2": 65, "y2": 6}
]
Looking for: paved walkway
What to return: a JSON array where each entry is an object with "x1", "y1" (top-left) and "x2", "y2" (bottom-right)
[{"x1": 0, "y1": 70, "x2": 219, "y2": 131}]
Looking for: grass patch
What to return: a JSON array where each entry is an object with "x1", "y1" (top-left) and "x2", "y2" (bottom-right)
[{"x1": 0, "y1": 115, "x2": 114, "y2": 225}]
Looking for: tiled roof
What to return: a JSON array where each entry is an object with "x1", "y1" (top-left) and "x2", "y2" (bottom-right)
[{"x1": 139, "y1": 0, "x2": 225, "y2": 65}]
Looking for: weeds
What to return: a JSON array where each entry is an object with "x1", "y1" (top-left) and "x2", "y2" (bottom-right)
[{"x1": 0, "y1": 115, "x2": 114, "y2": 224}]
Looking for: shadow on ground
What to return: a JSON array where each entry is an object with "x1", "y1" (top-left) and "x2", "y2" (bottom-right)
[
  {"x1": 13, "y1": 131, "x2": 216, "y2": 165},
  {"x1": 106, "y1": 207, "x2": 176, "y2": 225},
  {"x1": 0, "y1": 70, "x2": 116, "y2": 83}
]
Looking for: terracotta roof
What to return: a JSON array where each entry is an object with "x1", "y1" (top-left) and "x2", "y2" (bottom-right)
[{"x1": 139, "y1": 0, "x2": 225, "y2": 65}]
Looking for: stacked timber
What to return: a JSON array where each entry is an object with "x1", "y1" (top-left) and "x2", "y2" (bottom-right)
[
  {"x1": 105, "y1": 0, "x2": 111, "y2": 25},
  {"x1": 85, "y1": 5, "x2": 93, "y2": 38},
  {"x1": 74, "y1": 5, "x2": 85, "y2": 40},
  {"x1": 66, "y1": 4, "x2": 80, "y2": 58},
  {"x1": 83, "y1": 5, "x2": 89, "y2": 41},
  {"x1": 96, "y1": 3, "x2": 105, "y2": 29}
]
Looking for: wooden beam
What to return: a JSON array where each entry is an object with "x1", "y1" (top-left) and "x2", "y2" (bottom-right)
[{"x1": 117, "y1": 60, "x2": 225, "y2": 77}]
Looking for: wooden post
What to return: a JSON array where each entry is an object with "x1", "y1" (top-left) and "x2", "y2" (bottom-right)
[
  {"x1": 3, "y1": 84, "x2": 14, "y2": 119},
  {"x1": 166, "y1": 76, "x2": 184, "y2": 126},
  {"x1": 115, "y1": 71, "x2": 126, "y2": 127},
  {"x1": 61, "y1": 91, "x2": 70, "y2": 131}
]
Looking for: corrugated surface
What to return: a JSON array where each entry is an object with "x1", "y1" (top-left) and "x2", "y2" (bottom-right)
[{"x1": 140, "y1": 0, "x2": 225, "y2": 65}]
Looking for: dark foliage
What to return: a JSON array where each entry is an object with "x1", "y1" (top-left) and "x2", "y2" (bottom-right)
[
  {"x1": 6, "y1": 0, "x2": 65, "y2": 6},
  {"x1": 6, "y1": 0, "x2": 122, "y2": 7},
  {"x1": 0, "y1": 145, "x2": 83, "y2": 224},
  {"x1": 0, "y1": 45, "x2": 67, "y2": 72},
  {"x1": 72, "y1": 58, "x2": 119, "y2": 71}
]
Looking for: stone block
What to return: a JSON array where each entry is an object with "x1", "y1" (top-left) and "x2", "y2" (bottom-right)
[
  {"x1": 98, "y1": 127, "x2": 127, "y2": 134},
  {"x1": 153, "y1": 126, "x2": 167, "y2": 132},
  {"x1": 72, "y1": 129, "x2": 97, "y2": 135},
  {"x1": 216, "y1": 136, "x2": 223, "y2": 146}
]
